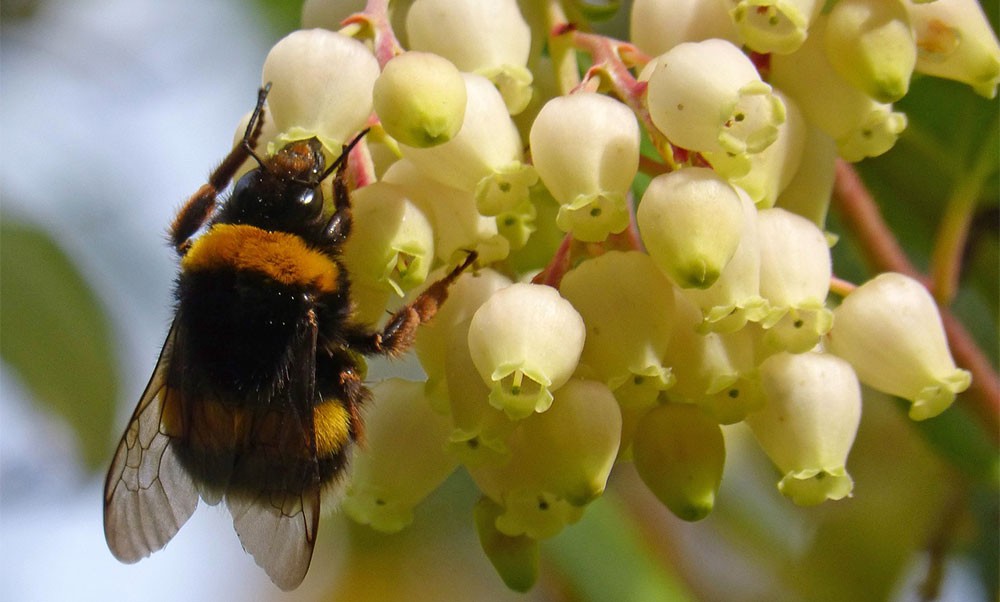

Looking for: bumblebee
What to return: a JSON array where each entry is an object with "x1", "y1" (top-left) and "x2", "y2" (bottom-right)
[{"x1": 103, "y1": 84, "x2": 475, "y2": 590}]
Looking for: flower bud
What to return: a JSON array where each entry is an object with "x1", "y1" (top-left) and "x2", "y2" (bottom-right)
[
  {"x1": 679, "y1": 188, "x2": 770, "y2": 333},
  {"x1": 474, "y1": 497, "x2": 539, "y2": 592},
  {"x1": 373, "y1": 51, "x2": 467, "y2": 148},
  {"x1": 647, "y1": 39, "x2": 786, "y2": 156},
  {"x1": 906, "y1": 0, "x2": 1000, "y2": 98},
  {"x1": 530, "y1": 93, "x2": 640, "y2": 242},
  {"x1": 468, "y1": 379, "x2": 622, "y2": 538},
  {"x1": 262, "y1": 29, "x2": 379, "y2": 150},
  {"x1": 342, "y1": 379, "x2": 457, "y2": 532},
  {"x1": 467, "y1": 283, "x2": 586, "y2": 418},
  {"x1": 729, "y1": 0, "x2": 823, "y2": 55},
  {"x1": 630, "y1": 0, "x2": 741, "y2": 56},
  {"x1": 400, "y1": 73, "x2": 537, "y2": 216},
  {"x1": 825, "y1": 273, "x2": 971, "y2": 420},
  {"x1": 771, "y1": 18, "x2": 908, "y2": 162},
  {"x1": 746, "y1": 352, "x2": 861, "y2": 506},
  {"x1": 638, "y1": 168, "x2": 744, "y2": 290},
  {"x1": 632, "y1": 402, "x2": 725, "y2": 521},
  {"x1": 383, "y1": 160, "x2": 510, "y2": 266},
  {"x1": 756, "y1": 208, "x2": 833, "y2": 353},
  {"x1": 407, "y1": 0, "x2": 533, "y2": 114},
  {"x1": 825, "y1": 0, "x2": 916, "y2": 103},
  {"x1": 559, "y1": 251, "x2": 676, "y2": 408},
  {"x1": 340, "y1": 182, "x2": 434, "y2": 299}
]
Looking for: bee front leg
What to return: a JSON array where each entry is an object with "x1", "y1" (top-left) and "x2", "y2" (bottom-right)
[
  {"x1": 170, "y1": 85, "x2": 270, "y2": 255},
  {"x1": 322, "y1": 154, "x2": 353, "y2": 247},
  {"x1": 346, "y1": 252, "x2": 478, "y2": 356}
]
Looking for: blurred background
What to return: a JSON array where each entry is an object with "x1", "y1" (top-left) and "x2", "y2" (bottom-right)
[{"x1": 1, "y1": 1, "x2": 997, "y2": 601}]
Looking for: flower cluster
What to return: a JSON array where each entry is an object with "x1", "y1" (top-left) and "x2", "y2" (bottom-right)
[{"x1": 251, "y1": 0, "x2": 993, "y2": 590}]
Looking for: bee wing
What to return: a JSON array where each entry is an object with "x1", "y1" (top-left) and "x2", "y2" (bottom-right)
[
  {"x1": 103, "y1": 322, "x2": 199, "y2": 563},
  {"x1": 227, "y1": 313, "x2": 321, "y2": 591}
]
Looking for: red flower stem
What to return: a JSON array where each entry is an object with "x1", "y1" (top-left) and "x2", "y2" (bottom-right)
[{"x1": 832, "y1": 160, "x2": 999, "y2": 442}]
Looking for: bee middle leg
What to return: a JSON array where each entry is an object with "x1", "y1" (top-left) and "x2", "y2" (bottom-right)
[{"x1": 346, "y1": 252, "x2": 478, "y2": 357}]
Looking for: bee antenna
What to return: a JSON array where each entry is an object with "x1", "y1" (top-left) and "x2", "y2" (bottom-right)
[{"x1": 320, "y1": 129, "x2": 371, "y2": 182}]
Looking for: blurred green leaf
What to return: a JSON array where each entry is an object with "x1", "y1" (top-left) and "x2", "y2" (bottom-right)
[
  {"x1": 542, "y1": 493, "x2": 694, "y2": 602},
  {"x1": 1, "y1": 218, "x2": 119, "y2": 469}
]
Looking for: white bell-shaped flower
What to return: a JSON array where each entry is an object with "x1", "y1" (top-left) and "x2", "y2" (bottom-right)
[
  {"x1": 467, "y1": 283, "x2": 586, "y2": 418},
  {"x1": 824, "y1": 0, "x2": 916, "y2": 103},
  {"x1": 340, "y1": 181, "x2": 434, "y2": 299},
  {"x1": 647, "y1": 39, "x2": 786, "y2": 157},
  {"x1": 679, "y1": 187, "x2": 770, "y2": 333},
  {"x1": 407, "y1": 0, "x2": 533, "y2": 113},
  {"x1": 638, "y1": 167, "x2": 745, "y2": 290},
  {"x1": 467, "y1": 379, "x2": 622, "y2": 539},
  {"x1": 383, "y1": 160, "x2": 510, "y2": 266},
  {"x1": 342, "y1": 379, "x2": 458, "y2": 532},
  {"x1": 559, "y1": 251, "x2": 676, "y2": 408},
  {"x1": 401, "y1": 73, "x2": 537, "y2": 216},
  {"x1": 770, "y1": 17, "x2": 907, "y2": 162},
  {"x1": 746, "y1": 351, "x2": 861, "y2": 506},
  {"x1": 629, "y1": 0, "x2": 741, "y2": 57},
  {"x1": 373, "y1": 51, "x2": 467, "y2": 148},
  {"x1": 906, "y1": 0, "x2": 1000, "y2": 98},
  {"x1": 825, "y1": 272, "x2": 971, "y2": 420},
  {"x1": 632, "y1": 402, "x2": 725, "y2": 521},
  {"x1": 729, "y1": 0, "x2": 823, "y2": 55},
  {"x1": 261, "y1": 29, "x2": 379, "y2": 149},
  {"x1": 756, "y1": 207, "x2": 833, "y2": 353},
  {"x1": 529, "y1": 93, "x2": 639, "y2": 243}
]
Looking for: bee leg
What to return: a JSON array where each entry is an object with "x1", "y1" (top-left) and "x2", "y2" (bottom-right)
[
  {"x1": 169, "y1": 85, "x2": 271, "y2": 255},
  {"x1": 322, "y1": 150, "x2": 353, "y2": 247},
  {"x1": 347, "y1": 251, "x2": 478, "y2": 356},
  {"x1": 321, "y1": 130, "x2": 370, "y2": 247}
]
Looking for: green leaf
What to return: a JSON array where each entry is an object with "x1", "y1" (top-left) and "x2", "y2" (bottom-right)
[
  {"x1": 542, "y1": 494, "x2": 694, "y2": 602},
  {"x1": 0, "y1": 218, "x2": 119, "y2": 470}
]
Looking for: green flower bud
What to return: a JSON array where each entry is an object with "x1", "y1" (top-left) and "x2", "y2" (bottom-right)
[
  {"x1": 630, "y1": 0, "x2": 741, "y2": 56},
  {"x1": 771, "y1": 18, "x2": 908, "y2": 161},
  {"x1": 474, "y1": 497, "x2": 539, "y2": 592},
  {"x1": 632, "y1": 402, "x2": 725, "y2": 521},
  {"x1": 373, "y1": 51, "x2": 467, "y2": 148},
  {"x1": 400, "y1": 73, "x2": 537, "y2": 216},
  {"x1": 467, "y1": 283, "x2": 586, "y2": 418},
  {"x1": 342, "y1": 379, "x2": 457, "y2": 532},
  {"x1": 756, "y1": 208, "x2": 833, "y2": 353},
  {"x1": 647, "y1": 39, "x2": 786, "y2": 156},
  {"x1": 907, "y1": 0, "x2": 1000, "y2": 98},
  {"x1": 468, "y1": 379, "x2": 622, "y2": 538},
  {"x1": 825, "y1": 273, "x2": 971, "y2": 420},
  {"x1": 729, "y1": 0, "x2": 823, "y2": 55},
  {"x1": 529, "y1": 93, "x2": 639, "y2": 243},
  {"x1": 383, "y1": 160, "x2": 510, "y2": 266},
  {"x1": 638, "y1": 168, "x2": 745, "y2": 290},
  {"x1": 678, "y1": 188, "x2": 770, "y2": 333},
  {"x1": 560, "y1": 251, "x2": 676, "y2": 408},
  {"x1": 341, "y1": 182, "x2": 434, "y2": 298},
  {"x1": 774, "y1": 123, "x2": 837, "y2": 229},
  {"x1": 262, "y1": 29, "x2": 379, "y2": 150},
  {"x1": 746, "y1": 352, "x2": 861, "y2": 506},
  {"x1": 407, "y1": 0, "x2": 533, "y2": 114},
  {"x1": 825, "y1": 0, "x2": 916, "y2": 103}
]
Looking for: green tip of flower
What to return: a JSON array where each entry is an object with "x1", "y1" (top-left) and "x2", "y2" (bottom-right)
[
  {"x1": 671, "y1": 495, "x2": 716, "y2": 522},
  {"x1": 908, "y1": 369, "x2": 972, "y2": 421},
  {"x1": 778, "y1": 468, "x2": 853, "y2": 506},
  {"x1": 474, "y1": 497, "x2": 540, "y2": 592}
]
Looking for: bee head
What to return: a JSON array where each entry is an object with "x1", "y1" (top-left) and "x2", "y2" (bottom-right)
[{"x1": 269, "y1": 138, "x2": 326, "y2": 186}]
